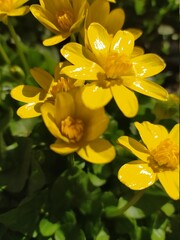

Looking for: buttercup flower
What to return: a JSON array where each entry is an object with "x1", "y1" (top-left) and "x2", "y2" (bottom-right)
[
  {"x1": 41, "y1": 88, "x2": 116, "y2": 164},
  {"x1": 10, "y1": 63, "x2": 82, "y2": 118},
  {"x1": 61, "y1": 23, "x2": 168, "y2": 117},
  {"x1": 118, "y1": 121, "x2": 179, "y2": 200},
  {"x1": 0, "y1": 0, "x2": 29, "y2": 22},
  {"x1": 30, "y1": 0, "x2": 88, "y2": 46}
]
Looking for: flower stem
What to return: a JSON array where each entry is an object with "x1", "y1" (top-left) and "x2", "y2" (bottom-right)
[
  {"x1": 7, "y1": 19, "x2": 29, "y2": 74},
  {"x1": 0, "y1": 42, "x2": 11, "y2": 64},
  {"x1": 105, "y1": 189, "x2": 146, "y2": 218}
]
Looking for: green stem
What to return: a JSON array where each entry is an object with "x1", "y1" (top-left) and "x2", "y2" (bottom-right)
[
  {"x1": 0, "y1": 42, "x2": 11, "y2": 64},
  {"x1": 105, "y1": 189, "x2": 146, "y2": 218},
  {"x1": 7, "y1": 19, "x2": 29, "y2": 74}
]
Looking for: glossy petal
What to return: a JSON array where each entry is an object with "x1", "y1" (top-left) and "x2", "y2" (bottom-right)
[
  {"x1": 134, "y1": 121, "x2": 169, "y2": 151},
  {"x1": 87, "y1": 23, "x2": 111, "y2": 62},
  {"x1": 118, "y1": 136, "x2": 150, "y2": 162},
  {"x1": 126, "y1": 28, "x2": 142, "y2": 40},
  {"x1": 132, "y1": 54, "x2": 166, "y2": 78},
  {"x1": 123, "y1": 77, "x2": 168, "y2": 101},
  {"x1": 61, "y1": 42, "x2": 96, "y2": 65},
  {"x1": 111, "y1": 30, "x2": 134, "y2": 56},
  {"x1": 77, "y1": 138, "x2": 116, "y2": 164},
  {"x1": 41, "y1": 102, "x2": 62, "y2": 139},
  {"x1": 158, "y1": 170, "x2": 179, "y2": 200},
  {"x1": 169, "y1": 123, "x2": 179, "y2": 146},
  {"x1": 43, "y1": 33, "x2": 69, "y2": 46},
  {"x1": 82, "y1": 83, "x2": 112, "y2": 109},
  {"x1": 14, "y1": 0, "x2": 29, "y2": 8},
  {"x1": 11, "y1": 85, "x2": 46, "y2": 103},
  {"x1": 61, "y1": 64, "x2": 104, "y2": 80},
  {"x1": 30, "y1": 68, "x2": 53, "y2": 91},
  {"x1": 118, "y1": 160, "x2": 157, "y2": 190},
  {"x1": 17, "y1": 102, "x2": 42, "y2": 118},
  {"x1": 105, "y1": 8, "x2": 125, "y2": 34},
  {"x1": 111, "y1": 84, "x2": 138, "y2": 117},
  {"x1": 131, "y1": 47, "x2": 144, "y2": 58},
  {"x1": 50, "y1": 139, "x2": 79, "y2": 155}
]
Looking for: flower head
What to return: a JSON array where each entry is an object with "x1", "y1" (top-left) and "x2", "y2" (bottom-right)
[
  {"x1": 0, "y1": 0, "x2": 29, "y2": 22},
  {"x1": 41, "y1": 88, "x2": 116, "y2": 164},
  {"x1": 10, "y1": 63, "x2": 82, "y2": 118},
  {"x1": 30, "y1": 0, "x2": 88, "y2": 46},
  {"x1": 61, "y1": 23, "x2": 168, "y2": 117},
  {"x1": 118, "y1": 121, "x2": 179, "y2": 200}
]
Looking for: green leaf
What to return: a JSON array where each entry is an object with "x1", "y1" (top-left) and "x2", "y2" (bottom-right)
[
  {"x1": 88, "y1": 172, "x2": 106, "y2": 187},
  {"x1": 39, "y1": 218, "x2": 60, "y2": 237},
  {"x1": 151, "y1": 229, "x2": 165, "y2": 240},
  {"x1": 96, "y1": 229, "x2": 110, "y2": 240},
  {"x1": 55, "y1": 229, "x2": 65, "y2": 240},
  {"x1": 161, "y1": 202, "x2": 175, "y2": 216}
]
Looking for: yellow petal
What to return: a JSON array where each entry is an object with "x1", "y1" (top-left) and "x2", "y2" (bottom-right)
[
  {"x1": 30, "y1": 5, "x2": 60, "y2": 33},
  {"x1": 30, "y1": 68, "x2": 53, "y2": 91},
  {"x1": 132, "y1": 54, "x2": 166, "y2": 78},
  {"x1": 43, "y1": 33, "x2": 69, "y2": 46},
  {"x1": 8, "y1": 6, "x2": 29, "y2": 16},
  {"x1": 86, "y1": 0, "x2": 109, "y2": 27},
  {"x1": 131, "y1": 46, "x2": 144, "y2": 58},
  {"x1": 50, "y1": 139, "x2": 79, "y2": 155},
  {"x1": 123, "y1": 77, "x2": 168, "y2": 101},
  {"x1": 55, "y1": 92, "x2": 75, "y2": 125},
  {"x1": 14, "y1": 0, "x2": 29, "y2": 8},
  {"x1": 111, "y1": 84, "x2": 138, "y2": 117},
  {"x1": 61, "y1": 42, "x2": 96, "y2": 65},
  {"x1": 61, "y1": 64, "x2": 104, "y2": 80},
  {"x1": 158, "y1": 170, "x2": 179, "y2": 200},
  {"x1": 126, "y1": 28, "x2": 142, "y2": 40},
  {"x1": 77, "y1": 138, "x2": 116, "y2": 164},
  {"x1": 87, "y1": 23, "x2": 111, "y2": 61},
  {"x1": 110, "y1": 30, "x2": 134, "y2": 56},
  {"x1": 11, "y1": 85, "x2": 46, "y2": 103},
  {"x1": 134, "y1": 121, "x2": 169, "y2": 151},
  {"x1": 118, "y1": 136, "x2": 150, "y2": 162},
  {"x1": 41, "y1": 102, "x2": 62, "y2": 139},
  {"x1": 169, "y1": 124, "x2": 179, "y2": 146},
  {"x1": 118, "y1": 160, "x2": 157, "y2": 190},
  {"x1": 82, "y1": 83, "x2": 112, "y2": 109},
  {"x1": 17, "y1": 102, "x2": 42, "y2": 118},
  {"x1": 105, "y1": 8, "x2": 125, "y2": 34}
]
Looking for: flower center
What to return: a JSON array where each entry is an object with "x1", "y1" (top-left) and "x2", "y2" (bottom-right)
[
  {"x1": 50, "y1": 77, "x2": 75, "y2": 98},
  {"x1": 57, "y1": 10, "x2": 74, "y2": 32},
  {"x1": 60, "y1": 116, "x2": 84, "y2": 143},
  {"x1": 104, "y1": 53, "x2": 132, "y2": 79},
  {"x1": 0, "y1": 0, "x2": 12, "y2": 11},
  {"x1": 150, "y1": 138, "x2": 179, "y2": 172}
]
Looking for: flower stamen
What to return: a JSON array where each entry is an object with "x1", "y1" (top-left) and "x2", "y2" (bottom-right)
[
  {"x1": 150, "y1": 138, "x2": 179, "y2": 172},
  {"x1": 60, "y1": 116, "x2": 84, "y2": 143}
]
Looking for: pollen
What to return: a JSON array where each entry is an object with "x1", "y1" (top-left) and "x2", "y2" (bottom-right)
[
  {"x1": 50, "y1": 77, "x2": 74, "y2": 98},
  {"x1": 60, "y1": 116, "x2": 84, "y2": 143},
  {"x1": 57, "y1": 10, "x2": 74, "y2": 32},
  {"x1": 150, "y1": 138, "x2": 179, "y2": 172},
  {"x1": 104, "y1": 53, "x2": 132, "y2": 79}
]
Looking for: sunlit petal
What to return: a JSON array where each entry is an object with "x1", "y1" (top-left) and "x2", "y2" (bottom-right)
[
  {"x1": 77, "y1": 139, "x2": 116, "y2": 164},
  {"x1": 82, "y1": 83, "x2": 112, "y2": 109},
  {"x1": 118, "y1": 136, "x2": 150, "y2": 162},
  {"x1": 105, "y1": 8, "x2": 125, "y2": 34},
  {"x1": 43, "y1": 34, "x2": 69, "y2": 46},
  {"x1": 17, "y1": 102, "x2": 42, "y2": 118},
  {"x1": 134, "y1": 121, "x2": 169, "y2": 151},
  {"x1": 158, "y1": 170, "x2": 179, "y2": 200},
  {"x1": 168, "y1": 123, "x2": 179, "y2": 146},
  {"x1": 50, "y1": 139, "x2": 79, "y2": 155},
  {"x1": 132, "y1": 54, "x2": 166, "y2": 78},
  {"x1": 118, "y1": 160, "x2": 157, "y2": 190},
  {"x1": 123, "y1": 77, "x2": 168, "y2": 101},
  {"x1": 111, "y1": 84, "x2": 138, "y2": 117}
]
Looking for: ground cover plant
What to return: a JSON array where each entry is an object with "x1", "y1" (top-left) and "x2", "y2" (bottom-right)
[{"x1": 0, "y1": 0, "x2": 179, "y2": 239}]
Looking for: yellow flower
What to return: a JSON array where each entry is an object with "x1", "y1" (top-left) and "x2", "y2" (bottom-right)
[
  {"x1": 10, "y1": 63, "x2": 82, "y2": 118},
  {"x1": 30, "y1": 0, "x2": 88, "y2": 46},
  {"x1": 41, "y1": 88, "x2": 116, "y2": 164},
  {"x1": 61, "y1": 23, "x2": 168, "y2": 117},
  {"x1": 118, "y1": 121, "x2": 179, "y2": 200},
  {"x1": 0, "y1": 0, "x2": 29, "y2": 22}
]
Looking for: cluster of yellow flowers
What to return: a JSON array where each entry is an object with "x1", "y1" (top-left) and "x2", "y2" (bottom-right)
[{"x1": 2, "y1": 0, "x2": 179, "y2": 200}]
